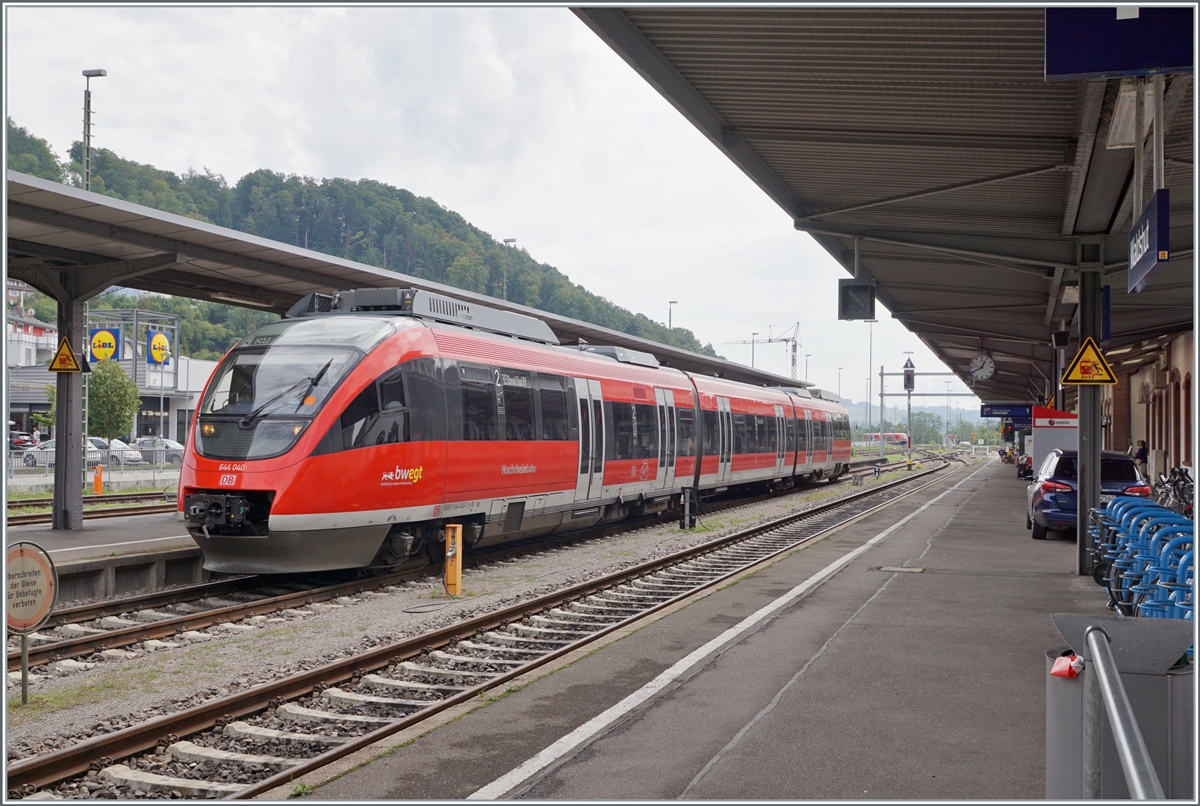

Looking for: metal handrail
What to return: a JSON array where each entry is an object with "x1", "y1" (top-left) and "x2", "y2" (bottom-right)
[{"x1": 1083, "y1": 627, "x2": 1166, "y2": 800}]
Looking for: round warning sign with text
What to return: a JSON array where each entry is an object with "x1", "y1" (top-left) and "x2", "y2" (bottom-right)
[{"x1": 6, "y1": 542, "x2": 58, "y2": 634}]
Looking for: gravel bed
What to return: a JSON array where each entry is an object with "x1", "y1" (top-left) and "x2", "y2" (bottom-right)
[{"x1": 6, "y1": 468, "x2": 947, "y2": 773}]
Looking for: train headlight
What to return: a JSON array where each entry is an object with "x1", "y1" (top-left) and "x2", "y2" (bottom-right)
[
  {"x1": 292, "y1": 425, "x2": 303, "y2": 435},
  {"x1": 201, "y1": 423, "x2": 217, "y2": 437}
]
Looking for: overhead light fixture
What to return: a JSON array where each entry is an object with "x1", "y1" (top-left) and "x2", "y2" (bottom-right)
[
  {"x1": 1106, "y1": 78, "x2": 1154, "y2": 149},
  {"x1": 211, "y1": 292, "x2": 274, "y2": 308},
  {"x1": 1059, "y1": 285, "x2": 1079, "y2": 305},
  {"x1": 1107, "y1": 346, "x2": 1134, "y2": 356}
]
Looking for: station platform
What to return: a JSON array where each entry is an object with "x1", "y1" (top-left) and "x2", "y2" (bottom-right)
[{"x1": 304, "y1": 457, "x2": 1115, "y2": 800}]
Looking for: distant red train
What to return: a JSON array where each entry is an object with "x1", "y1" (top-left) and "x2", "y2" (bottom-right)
[
  {"x1": 864, "y1": 432, "x2": 909, "y2": 447},
  {"x1": 181, "y1": 289, "x2": 852, "y2": 573}
]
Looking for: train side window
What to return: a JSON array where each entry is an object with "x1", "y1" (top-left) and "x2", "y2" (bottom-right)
[
  {"x1": 537, "y1": 373, "x2": 570, "y2": 440},
  {"x1": 459, "y1": 363, "x2": 499, "y2": 441},
  {"x1": 403, "y1": 357, "x2": 445, "y2": 441},
  {"x1": 658, "y1": 405, "x2": 667, "y2": 466},
  {"x1": 676, "y1": 408, "x2": 696, "y2": 457},
  {"x1": 605, "y1": 401, "x2": 634, "y2": 460},
  {"x1": 701, "y1": 409, "x2": 718, "y2": 456},
  {"x1": 634, "y1": 402, "x2": 657, "y2": 460},
  {"x1": 732, "y1": 413, "x2": 746, "y2": 455},
  {"x1": 499, "y1": 368, "x2": 534, "y2": 441},
  {"x1": 786, "y1": 416, "x2": 796, "y2": 453},
  {"x1": 765, "y1": 416, "x2": 778, "y2": 454}
]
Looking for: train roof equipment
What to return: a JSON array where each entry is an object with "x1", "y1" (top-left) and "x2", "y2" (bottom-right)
[{"x1": 285, "y1": 287, "x2": 560, "y2": 345}]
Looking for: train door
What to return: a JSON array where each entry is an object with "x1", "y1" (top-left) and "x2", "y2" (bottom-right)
[
  {"x1": 774, "y1": 404, "x2": 786, "y2": 474},
  {"x1": 575, "y1": 378, "x2": 604, "y2": 501},
  {"x1": 717, "y1": 396, "x2": 732, "y2": 483},
  {"x1": 658, "y1": 389, "x2": 677, "y2": 489}
]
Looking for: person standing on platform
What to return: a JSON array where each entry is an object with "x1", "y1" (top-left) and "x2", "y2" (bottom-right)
[{"x1": 1134, "y1": 440, "x2": 1149, "y2": 478}]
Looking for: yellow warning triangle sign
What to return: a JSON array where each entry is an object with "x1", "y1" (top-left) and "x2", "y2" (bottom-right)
[
  {"x1": 1061, "y1": 336, "x2": 1117, "y2": 385},
  {"x1": 48, "y1": 337, "x2": 82, "y2": 372}
]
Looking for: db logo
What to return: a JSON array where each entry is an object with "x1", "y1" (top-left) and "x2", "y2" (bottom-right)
[{"x1": 219, "y1": 474, "x2": 238, "y2": 486}]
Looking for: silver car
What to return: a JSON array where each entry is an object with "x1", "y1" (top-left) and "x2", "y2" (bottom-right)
[
  {"x1": 22, "y1": 439, "x2": 103, "y2": 467},
  {"x1": 131, "y1": 437, "x2": 185, "y2": 464},
  {"x1": 88, "y1": 437, "x2": 147, "y2": 466}
]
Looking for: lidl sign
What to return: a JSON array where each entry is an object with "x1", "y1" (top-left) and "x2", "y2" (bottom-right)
[
  {"x1": 147, "y1": 331, "x2": 171, "y2": 365},
  {"x1": 88, "y1": 328, "x2": 121, "y2": 361}
]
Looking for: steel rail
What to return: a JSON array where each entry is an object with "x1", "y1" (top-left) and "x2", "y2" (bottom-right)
[
  {"x1": 8, "y1": 468, "x2": 903, "y2": 670},
  {"x1": 7, "y1": 503, "x2": 177, "y2": 526},
  {"x1": 7, "y1": 491, "x2": 175, "y2": 510},
  {"x1": 6, "y1": 462, "x2": 951, "y2": 795}
]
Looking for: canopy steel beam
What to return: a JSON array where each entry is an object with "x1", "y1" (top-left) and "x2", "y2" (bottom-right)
[
  {"x1": 1061, "y1": 80, "x2": 1108, "y2": 236},
  {"x1": 727, "y1": 126, "x2": 1076, "y2": 151},
  {"x1": 797, "y1": 164, "x2": 1071, "y2": 222},
  {"x1": 1109, "y1": 74, "x2": 1192, "y2": 233},
  {"x1": 8, "y1": 201, "x2": 354, "y2": 292},
  {"x1": 790, "y1": 225, "x2": 1068, "y2": 273}
]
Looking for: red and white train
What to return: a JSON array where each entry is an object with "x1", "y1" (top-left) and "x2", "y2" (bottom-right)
[
  {"x1": 181, "y1": 288, "x2": 852, "y2": 573},
  {"x1": 863, "y1": 433, "x2": 909, "y2": 448}
]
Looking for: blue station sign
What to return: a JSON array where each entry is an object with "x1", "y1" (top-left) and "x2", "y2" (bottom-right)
[
  {"x1": 1128, "y1": 189, "x2": 1170, "y2": 293},
  {"x1": 980, "y1": 404, "x2": 1031, "y2": 419},
  {"x1": 1045, "y1": 7, "x2": 1194, "y2": 81}
]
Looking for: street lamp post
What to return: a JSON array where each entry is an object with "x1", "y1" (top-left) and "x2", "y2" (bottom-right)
[
  {"x1": 838, "y1": 367, "x2": 843, "y2": 398},
  {"x1": 82, "y1": 69, "x2": 106, "y2": 192},
  {"x1": 945, "y1": 380, "x2": 952, "y2": 447},
  {"x1": 751, "y1": 331, "x2": 761, "y2": 368},
  {"x1": 865, "y1": 318, "x2": 877, "y2": 437},
  {"x1": 501, "y1": 238, "x2": 516, "y2": 300},
  {"x1": 805, "y1": 354, "x2": 811, "y2": 384},
  {"x1": 668, "y1": 301, "x2": 678, "y2": 331}
]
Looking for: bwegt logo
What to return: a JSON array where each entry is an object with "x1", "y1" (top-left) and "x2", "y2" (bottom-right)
[{"x1": 382, "y1": 466, "x2": 423, "y2": 483}]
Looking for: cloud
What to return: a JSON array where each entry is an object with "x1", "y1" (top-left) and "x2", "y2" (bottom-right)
[{"x1": 4, "y1": 6, "x2": 981, "y2": 405}]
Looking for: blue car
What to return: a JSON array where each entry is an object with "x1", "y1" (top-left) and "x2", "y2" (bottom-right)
[{"x1": 1026, "y1": 449, "x2": 1151, "y2": 539}]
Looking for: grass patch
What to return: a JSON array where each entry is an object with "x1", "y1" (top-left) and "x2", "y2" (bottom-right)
[{"x1": 7, "y1": 666, "x2": 166, "y2": 724}]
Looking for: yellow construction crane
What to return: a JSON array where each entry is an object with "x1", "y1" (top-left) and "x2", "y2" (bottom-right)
[{"x1": 724, "y1": 323, "x2": 801, "y2": 378}]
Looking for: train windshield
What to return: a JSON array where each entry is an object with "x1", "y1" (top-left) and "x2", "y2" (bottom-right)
[{"x1": 194, "y1": 317, "x2": 397, "y2": 460}]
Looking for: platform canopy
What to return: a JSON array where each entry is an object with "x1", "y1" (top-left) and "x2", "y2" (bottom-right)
[
  {"x1": 576, "y1": 7, "x2": 1194, "y2": 404},
  {"x1": 6, "y1": 171, "x2": 805, "y2": 390}
]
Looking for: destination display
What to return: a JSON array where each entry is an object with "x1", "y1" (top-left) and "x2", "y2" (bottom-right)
[{"x1": 980, "y1": 404, "x2": 1031, "y2": 419}]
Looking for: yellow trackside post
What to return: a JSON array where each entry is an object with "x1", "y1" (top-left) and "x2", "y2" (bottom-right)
[{"x1": 444, "y1": 524, "x2": 463, "y2": 596}]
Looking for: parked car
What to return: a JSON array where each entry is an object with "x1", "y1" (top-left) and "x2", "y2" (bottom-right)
[
  {"x1": 22, "y1": 438, "x2": 102, "y2": 467},
  {"x1": 1017, "y1": 454, "x2": 1033, "y2": 479},
  {"x1": 131, "y1": 437, "x2": 185, "y2": 464},
  {"x1": 9, "y1": 432, "x2": 34, "y2": 452},
  {"x1": 1026, "y1": 449, "x2": 1151, "y2": 540},
  {"x1": 88, "y1": 436, "x2": 147, "y2": 466}
]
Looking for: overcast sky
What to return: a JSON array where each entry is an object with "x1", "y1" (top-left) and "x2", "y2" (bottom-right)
[{"x1": 5, "y1": 5, "x2": 984, "y2": 422}]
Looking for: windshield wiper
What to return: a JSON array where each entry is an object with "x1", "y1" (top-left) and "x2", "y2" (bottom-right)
[{"x1": 238, "y1": 360, "x2": 334, "y2": 428}]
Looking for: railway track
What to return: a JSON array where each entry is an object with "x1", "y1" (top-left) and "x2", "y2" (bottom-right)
[
  {"x1": 7, "y1": 492, "x2": 177, "y2": 511},
  {"x1": 6, "y1": 503, "x2": 178, "y2": 526},
  {"x1": 6, "y1": 460, "x2": 954, "y2": 800},
  {"x1": 6, "y1": 462, "x2": 932, "y2": 674}
]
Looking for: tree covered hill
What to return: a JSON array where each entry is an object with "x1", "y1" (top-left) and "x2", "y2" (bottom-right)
[{"x1": 7, "y1": 118, "x2": 720, "y2": 361}]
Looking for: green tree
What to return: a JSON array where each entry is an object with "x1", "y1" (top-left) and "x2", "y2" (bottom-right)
[
  {"x1": 31, "y1": 385, "x2": 57, "y2": 431},
  {"x1": 6, "y1": 118, "x2": 66, "y2": 182},
  {"x1": 909, "y1": 411, "x2": 944, "y2": 447},
  {"x1": 87, "y1": 360, "x2": 141, "y2": 440}
]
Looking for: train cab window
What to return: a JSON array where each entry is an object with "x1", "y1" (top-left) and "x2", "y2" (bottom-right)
[
  {"x1": 537, "y1": 374, "x2": 571, "y2": 440},
  {"x1": 676, "y1": 408, "x2": 696, "y2": 457},
  {"x1": 458, "y1": 363, "x2": 500, "y2": 441},
  {"x1": 499, "y1": 369, "x2": 535, "y2": 441},
  {"x1": 701, "y1": 410, "x2": 719, "y2": 456}
]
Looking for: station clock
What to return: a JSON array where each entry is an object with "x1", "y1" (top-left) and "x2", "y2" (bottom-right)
[{"x1": 968, "y1": 353, "x2": 996, "y2": 381}]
